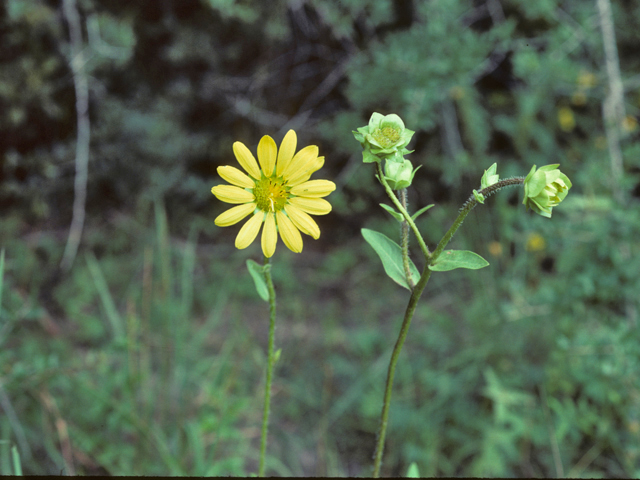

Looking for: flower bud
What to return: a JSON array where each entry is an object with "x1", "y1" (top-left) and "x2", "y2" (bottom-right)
[
  {"x1": 480, "y1": 163, "x2": 499, "y2": 189},
  {"x1": 523, "y1": 164, "x2": 572, "y2": 218},
  {"x1": 353, "y1": 112, "x2": 415, "y2": 163},
  {"x1": 383, "y1": 159, "x2": 420, "y2": 190}
]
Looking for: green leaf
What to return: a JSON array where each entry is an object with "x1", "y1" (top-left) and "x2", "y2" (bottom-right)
[
  {"x1": 274, "y1": 348, "x2": 282, "y2": 364},
  {"x1": 411, "y1": 204, "x2": 434, "y2": 221},
  {"x1": 429, "y1": 250, "x2": 489, "y2": 272},
  {"x1": 473, "y1": 189, "x2": 485, "y2": 204},
  {"x1": 246, "y1": 259, "x2": 269, "y2": 302},
  {"x1": 480, "y1": 162, "x2": 499, "y2": 188},
  {"x1": 379, "y1": 203, "x2": 404, "y2": 222},
  {"x1": 406, "y1": 462, "x2": 420, "y2": 478},
  {"x1": 361, "y1": 228, "x2": 420, "y2": 290},
  {"x1": 11, "y1": 445, "x2": 22, "y2": 476}
]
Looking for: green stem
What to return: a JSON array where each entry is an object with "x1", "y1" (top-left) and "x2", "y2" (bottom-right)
[
  {"x1": 430, "y1": 177, "x2": 524, "y2": 263},
  {"x1": 398, "y1": 188, "x2": 415, "y2": 291},
  {"x1": 372, "y1": 176, "x2": 525, "y2": 477},
  {"x1": 377, "y1": 163, "x2": 431, "y2": 261},
  {"x1": 258, "y1": 255, "x2": 277, "y2": 477},
  {"x1": 372, "y1": 264, "x2": 432, "y2": 477}
]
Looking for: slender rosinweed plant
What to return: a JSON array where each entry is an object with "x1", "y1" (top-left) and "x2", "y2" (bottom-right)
[
  {"x1": 353, "y1": 112, "x2": 572, "y2": 477},
  {"x1": 211, "y1": 130, "x2": 335, "y2": 476}
]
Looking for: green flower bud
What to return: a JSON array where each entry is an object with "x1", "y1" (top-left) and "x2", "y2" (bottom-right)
[
  {"x1": 522, "y1": 164, "x2": 572, "y2": 218},
  {"x1": 383, "y1": 158, "x2": 420, "y2": 190},
  {"x1": 353, "y1": 112, "x2": 415, "y2": 163},
  {"x1": 480, "y1": 163, "x2": 499, "y2": 189}
]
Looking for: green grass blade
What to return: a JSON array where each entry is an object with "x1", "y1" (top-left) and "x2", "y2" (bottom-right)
[
  {"x1": 11, "y1": 445, "x2": 22, "y2": 476},
  {"x1": 154, "y1": 198, "x2": 171, "y2": 296},
  {"x1": 85, "y1": 251, "x2": 125, "y2": 341}
]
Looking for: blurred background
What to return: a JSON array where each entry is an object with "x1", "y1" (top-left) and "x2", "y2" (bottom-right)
[{"x1": 1, "y1": 0, "x2": 640, "y2": 476}]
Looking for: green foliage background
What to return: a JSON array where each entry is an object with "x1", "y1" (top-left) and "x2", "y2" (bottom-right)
[{"x1": 1, "y1": 0, "x2": 640, "y2": 476}]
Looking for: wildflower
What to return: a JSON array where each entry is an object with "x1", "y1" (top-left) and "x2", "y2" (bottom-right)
[
  {"x1": 558, "y1": 107, "x2": 575, "y2": 132},
  {"x1": 487, "y1": 241, "x2": 503, "y2": 257},
  {"x1": 212, "y1": 130, "x2": 335, "y2": 257},
  {"x1": 622, "y1": 115, "x2": 637, "y2": 133},
  {"x1": 577, "y1": 71, "x2": 597, "y2": 89},
  {"x1": 353, "y1": 112, "x2": 414, "y2": 163},
  {"x1": 571, "y1": 91, "x2": 587, "y2": 106},
  {"x1": 526, "y1": 233, "x2": 546, "y2": 252},
  {"x1": 522, "y1": 164, "x2": 572, "y2": 218}
]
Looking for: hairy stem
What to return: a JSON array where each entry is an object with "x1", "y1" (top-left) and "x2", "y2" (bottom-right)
[
  {"x1": 377, "y1": 163, "x2": 431, "y2": 261},
  {"x1": 431, "y1": 177, "x2": 524, "y2": 263},
  {"x1": 372, "y1": 263, "x2": 432, "y2": 477},
  {"x1": 258, "y1": 255, "x2": 277, "y2": 477},
  {"x1": 398, "y1": 188, "x2": 415, "y2": 290},
  {"x1": 372, "y1": 176, "x2": 525, "y2": 477}
]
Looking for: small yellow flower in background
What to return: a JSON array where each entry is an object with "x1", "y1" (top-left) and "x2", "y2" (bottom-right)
[
  {"x1": 526, "y1": 233, "x2": 546, "y2": 252},
  {"x1": 594, "y1": 136, "x2": 607, "y2": 150},
  {"x1": 622, "y1": 115, "x2": 637, "y2": 133},
  {"x1": 558, "y1": 107, "x2": 575, "y2": 132},
  {"x1": 571, "y1": 91, "x2": 587, "y2": 106},
  {"x1": 487, "y1": 241, "x2": 503, "y2": 258},
  {"x1": 577, "y1": 71, "x2": 597, "y2": 89},
  {"x1": 212, "y1": 130, "x2": 336, "y2": 258}
]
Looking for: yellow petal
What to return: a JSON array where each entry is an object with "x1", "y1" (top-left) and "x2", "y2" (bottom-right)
[
  {"x1": 211, "y1": 185, "x2": 255, "y2": 204},
  {"x1": 257, "y1": 135, "x2": 277, "y2": 176},
  {"x1": 217, "y1": 165, "x2": 255, "y2": 188},
  {"x1": 233, "y1": 141, "x2": 261, "y2": 179},
  {"x1": 276, "y1": 210, "x2": 303, "y2": 253},
  {"x1": 276, "y1": 130, "x2": 297, "y2": 177},
  {"x1": 290, "y1": 179, "x2": 336, "y2": 197},
  {"x1": 214, "y1": 203, "x2": 256, "y2": 226},
  {"x1": 235, "y1": 212, "x2": 264, "y2": 250},
  {"x1": 261, "y1": 212, "x2": 277, "y2": 258},
  {"x1": 287, "y1": 156, "x2": 324, "y2": 186},
  {"x1": 284, "y1": 204, "x2": 320, "y2": 239},
  {"x1": 282, "y1": 145, "x2": 318, "y2": 180},
  {"x1": 288, "y1": 197, "x2": 332, "y2": 215}
]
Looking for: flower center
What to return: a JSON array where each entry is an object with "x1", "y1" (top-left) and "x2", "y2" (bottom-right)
[
  {"x1": 253, "y1": 176, "x2": 288, "y2": 212},
  {"x1": 545, "y1": 179, "x2": 568, "y2": 204},
  {"x1": 372, "y1": 126, "x2": 401, "y2": 148}
]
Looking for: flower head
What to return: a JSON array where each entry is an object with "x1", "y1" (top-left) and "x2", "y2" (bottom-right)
[
  {"x1": 353, "y1": 112, "x2": 414, "y2": 163},
  {"x1": 212, "y1": 130, "x2": 335, "y2": 257},
  {"x1": 522, "y1": 164, "x2": 572, "y2": 218}
]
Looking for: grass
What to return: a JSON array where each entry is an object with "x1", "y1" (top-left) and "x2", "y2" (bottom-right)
[{"x1": 0, "y1": 198, "x2": 639, "y2": 476}]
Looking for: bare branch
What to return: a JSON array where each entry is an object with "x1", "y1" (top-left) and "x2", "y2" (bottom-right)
[
  {"x1": 60, "y1": 0, "x2": 91, "y2": 271},
  {"x1": 596, "y1": 0, "x2": 625, "y2": 202}
]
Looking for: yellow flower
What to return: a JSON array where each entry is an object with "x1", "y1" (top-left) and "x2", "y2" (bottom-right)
[
  {"x1": 622, "y1": 115, "x2": 637, "y2": 133},
  {"x1": 487, "y1": 241, "x2": 503, "y2": 257},
  {"x1": 571, "y1": 91, "x2": 587, "y2": 106},
  {"x1": 558, "y1": 107, "x2": 575, "y2": 132},
  {"x1": 211, "y1": 130, "x2": 336, "y2": 258},
  {"x1": 526, "y1": 233, "x2": 546, "y2": 252},
  {"x1": 577, "y1": 71, "x2": 597, "y2": 89}
]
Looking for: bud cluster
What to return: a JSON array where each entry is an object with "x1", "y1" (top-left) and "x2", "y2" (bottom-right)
[
  {"x1": 352, "y1": 113, "x2": 573, "y2": 214},
  {"x1": 353, "y1": 112, "x2": 417, "y2": 190}
]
